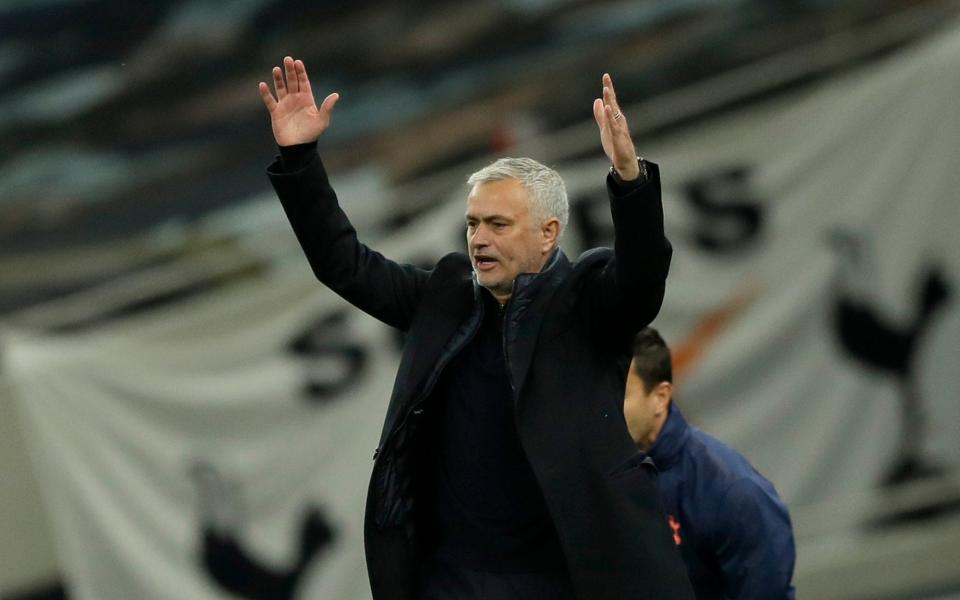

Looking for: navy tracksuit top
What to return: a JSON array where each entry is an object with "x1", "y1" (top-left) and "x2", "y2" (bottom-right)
[{"x1": 648, "y1": 405, "x2": 797, "y2": 599}]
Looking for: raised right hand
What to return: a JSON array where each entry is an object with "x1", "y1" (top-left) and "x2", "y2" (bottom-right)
[{"x1": 258, "y1": 56, "x2": 340, "y2": 146}]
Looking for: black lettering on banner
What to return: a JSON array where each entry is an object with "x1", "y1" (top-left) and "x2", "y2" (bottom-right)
[
  {"x1": 571, "y1": 191, "x2": 614, "y2": 251},
  {"x1": 288, "y1": 310, "x2": 367, "y2": 403},
  {"x1": 683, "y1": 166, "x2": 764, "y2": 252}
]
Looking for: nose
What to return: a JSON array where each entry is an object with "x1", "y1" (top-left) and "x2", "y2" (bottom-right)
[{"x1": 469, "y1": 224, "x2": 489, "y2": 248}]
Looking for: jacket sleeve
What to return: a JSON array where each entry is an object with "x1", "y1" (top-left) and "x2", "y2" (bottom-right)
[
  {"x1": 578, "y1": 161, "x2": 672, "y2": 341},
  {"x1": 267, "y1": 149, "x2": 428, "y2": 332},
  {"x1": 714, "y1": 478, "x2": 797, "y2": 600}
]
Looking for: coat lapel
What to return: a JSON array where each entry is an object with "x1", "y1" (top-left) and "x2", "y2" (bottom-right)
[
  {"x1": 505, "y1": 251, "x2": 571, "y2": 400},
  {"x1": 378, "y1": 263, "x2": 478, "y2": 445}
]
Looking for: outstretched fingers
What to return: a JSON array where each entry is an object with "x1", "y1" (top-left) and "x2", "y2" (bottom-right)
[
  {"x1": 603, "y1": 74, "x2": 627, "y2": 128},
  {"x1": 259, "y1": 56, "x2": 339, "y2": 143},
  {"x1": 272, "y1": 65, "x2": 286, "y2": 100},
  {"x1": 294, "y1": 59, "x2": 311, "y2": 96},
  {"x1": 593, "y1": 71, "x2": 639, "y2": 175},
  {"x1": 283, "y1": 56, "x2": 299, "y2": 93},
  {"x1": 269, "y1": 57, "x2": 309, "y2": 104},
  {"x1": 258, "y1": 81, "x2": 277, "y2": 112},
  {"x1": 602, "y1": 73, "x2": 621, "y2": 115},
  {"x1": 604, "y1": 104, "x2": 621, "y2": 130}
]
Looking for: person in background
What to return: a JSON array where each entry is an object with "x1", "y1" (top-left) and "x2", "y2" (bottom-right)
[{"x1": 624, "y1": 327, "x2": 797, "y2": 599}]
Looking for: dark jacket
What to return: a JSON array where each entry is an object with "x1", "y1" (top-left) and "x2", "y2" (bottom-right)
[
  {"x1": 268, "y1": 150, "x2": 694, "y2": 600},
  {"x1": 648, "y1": 405, "x2": 796, "y2": 599}
]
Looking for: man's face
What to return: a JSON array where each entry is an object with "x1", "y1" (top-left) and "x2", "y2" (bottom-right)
[
  {"x1": 623, "y1": 358, "x2": 671, "y2": 451},
  {"x1": 466, "y1": 179, "x2": 555, "y2": 301}
]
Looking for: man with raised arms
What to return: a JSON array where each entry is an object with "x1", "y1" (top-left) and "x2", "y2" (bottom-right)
[{"x1": 259, "y1": 56, "x2": 692, "y2": 600}]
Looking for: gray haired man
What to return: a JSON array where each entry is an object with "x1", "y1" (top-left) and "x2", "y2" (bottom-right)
[{"x1": 260, "y1": 56, "x2": 692, "y2": 600}]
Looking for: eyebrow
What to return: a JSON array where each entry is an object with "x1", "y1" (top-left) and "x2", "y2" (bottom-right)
[{"x1": 465, "y1": 213, "x2": 514, "y2": 224}]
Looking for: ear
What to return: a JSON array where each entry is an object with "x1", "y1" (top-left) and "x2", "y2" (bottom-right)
[
  {"x1": 653, "y1": 382, "x2": 672, "y2": 415},
  {"x1": 541, "y1": 218, "x2": 561, "y2": 253}
]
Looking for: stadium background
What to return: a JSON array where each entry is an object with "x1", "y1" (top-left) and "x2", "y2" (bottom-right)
[{"x1": 2, "y1": 0, "x2": 959, "y2": 598}]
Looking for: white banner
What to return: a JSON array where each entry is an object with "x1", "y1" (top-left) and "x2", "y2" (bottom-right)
[{"x1": 4, "y1": 20, "x2": 960, "y2": 600}]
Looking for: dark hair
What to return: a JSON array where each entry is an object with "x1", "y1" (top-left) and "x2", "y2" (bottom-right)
[{"x1": 631, "y1": 327, "x2": 673, "y2": 393}]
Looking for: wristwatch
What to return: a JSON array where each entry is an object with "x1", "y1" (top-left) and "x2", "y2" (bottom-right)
[{"x1": 610, "y1": 157, "x2": 648, "y2": 184}]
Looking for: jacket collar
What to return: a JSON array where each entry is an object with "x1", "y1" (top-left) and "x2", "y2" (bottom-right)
[
  {"x1": 511, "y1": 247, "x2": 567, "y2": 299},
  {"x1": 647, "y1": 404, "x2": 690, "y2": 470},
  {"x1": 472, "y1": 248, "x2": 571, "y2": 398},
  {"x1": 470, "y1": 247, "x2": 568, "y2": 302}
]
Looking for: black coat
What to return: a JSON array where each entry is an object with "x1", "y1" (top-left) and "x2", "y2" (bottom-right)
[{"x1": 268, "y1": 152, "x2": 694, "y2": 600}]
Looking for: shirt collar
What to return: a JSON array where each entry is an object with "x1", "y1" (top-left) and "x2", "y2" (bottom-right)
[{"x1": 647, "y1": 403, "x2": 690, "y2": 470}]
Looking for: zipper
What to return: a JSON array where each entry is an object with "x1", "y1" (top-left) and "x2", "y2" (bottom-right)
[
  {"x1": 373, "y1": 296, "x2": 486, "y2": 527},
  {"x1": 499, "y1": 299, "x2": 516, "y2": 393}
]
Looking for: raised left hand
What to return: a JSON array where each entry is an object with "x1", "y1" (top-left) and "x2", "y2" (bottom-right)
[{"x1": 592, "y1": 73, "x2": 640, "y2": 180}]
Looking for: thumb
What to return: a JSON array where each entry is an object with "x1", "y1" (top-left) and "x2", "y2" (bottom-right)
[
  {"x1": 320, "y1": 92, "x2": 340, "y2": 115},
  {"x1": 592, "y1": 98, "x2": 606, "y2": 130}
]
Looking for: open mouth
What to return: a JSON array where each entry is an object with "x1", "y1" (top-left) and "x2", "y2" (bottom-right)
[{"x1": 474, "y1": 256, "x2": 498, "y2": 271}]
